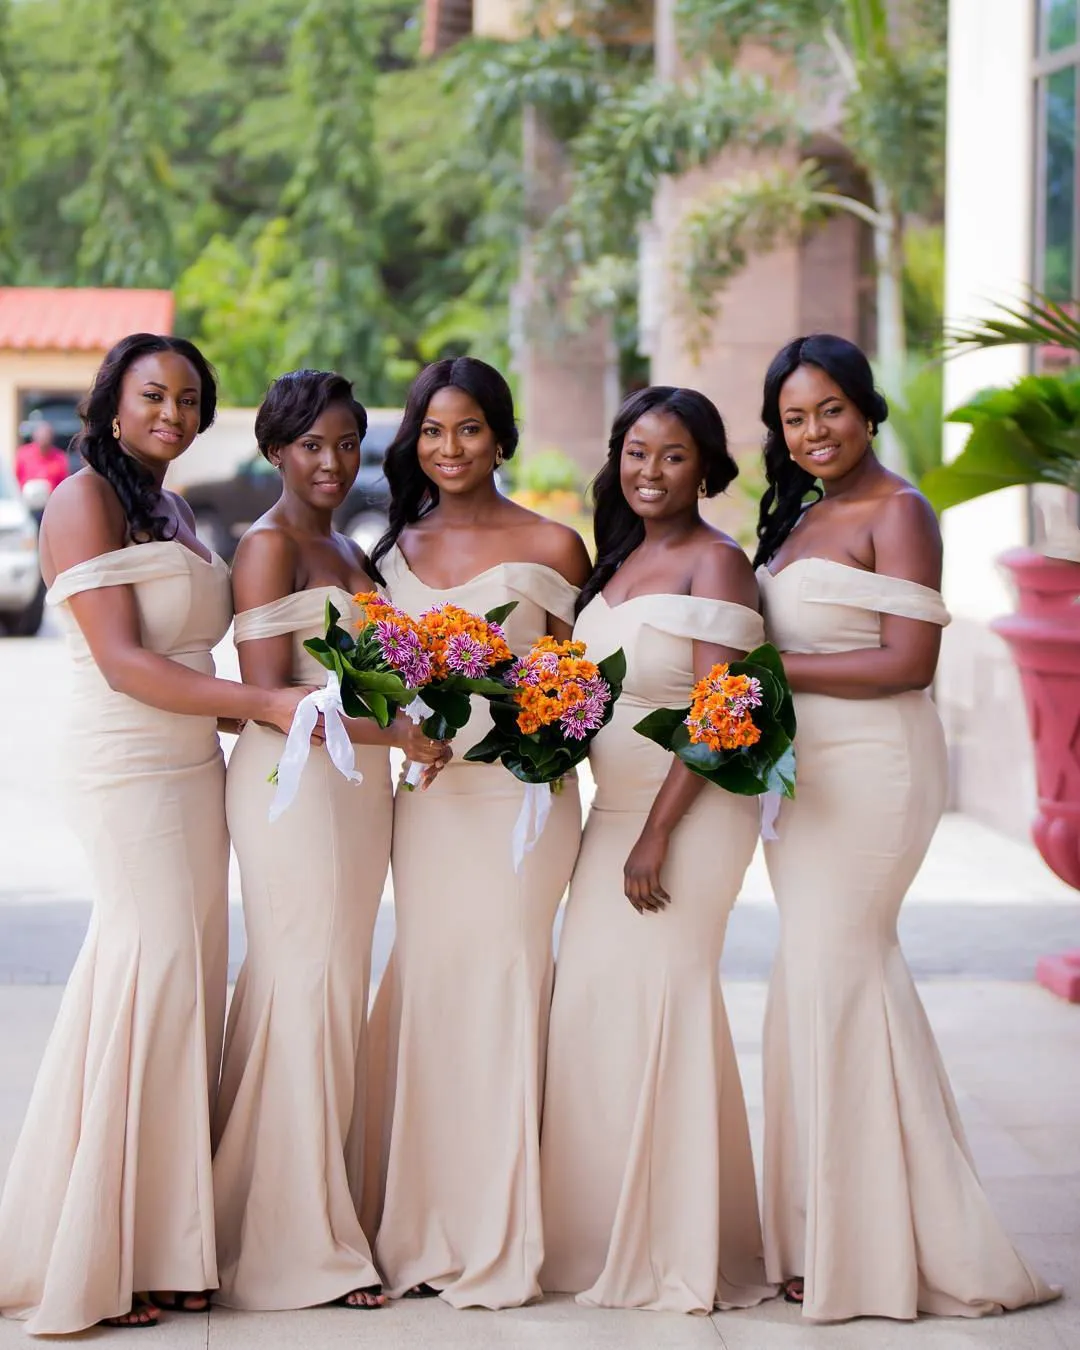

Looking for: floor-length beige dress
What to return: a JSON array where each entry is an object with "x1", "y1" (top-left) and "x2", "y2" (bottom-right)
[
  {"x1": 0, "y1": 540, "x2": 231, "y2": 1335},
  {"x1": 758, "y1": 558, "x2": 1058, "y2": 1322},
  {"x1": 540, "y1": 593, "x2": 775, "y2": 1313},
  {"x1": 212, "y1": 588, "x2": 392, "y2": 1309},
  {"x1": 362, "y1": 545, "x2": 583, "y2": 1308}
]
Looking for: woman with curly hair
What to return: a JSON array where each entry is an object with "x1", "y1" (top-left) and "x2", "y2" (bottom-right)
[{"x1": 0, "y1": 335, "x2": 310, "y2": 1334}]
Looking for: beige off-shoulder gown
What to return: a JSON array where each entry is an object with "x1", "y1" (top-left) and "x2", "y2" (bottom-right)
[
  {"x1": 212, "y1": 588, "x2": 392, "y2": 1309},
  {"x1": 540, "y1": 593, "x2": 775, "y2": 1313},
  {"x1": 758, "y1": 558, "x2": 1059, "y2": 1322},
  {"x1": 363, "y1": 546, "x2": 583, "y2": 1308},
  {"x1": 0, "y1": 541, "x2": 231, "y2": 1335}
]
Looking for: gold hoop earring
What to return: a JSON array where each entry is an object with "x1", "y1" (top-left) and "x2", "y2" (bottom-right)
[
  {"x1": 112, "y1": 417, "x2": 121, "y2": 441},
  {"x1": 697, "y1": 479, "x2": 708, "y2": 498},
  {"x1": 494, "y1": 448, "x2": 504, "y2": 468}
]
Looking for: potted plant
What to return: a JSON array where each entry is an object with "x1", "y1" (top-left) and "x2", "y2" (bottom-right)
[{"x1": 921, "y1": 297, "x2": 1080, "y2": 999}]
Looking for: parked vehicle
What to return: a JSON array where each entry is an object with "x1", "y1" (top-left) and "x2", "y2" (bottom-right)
[
  {"x1": 181, "y1": 412, "x2": 400, "y2": 562},
  {"x1": 0, "y1": 466, "x2": 45, "y2": 637}
]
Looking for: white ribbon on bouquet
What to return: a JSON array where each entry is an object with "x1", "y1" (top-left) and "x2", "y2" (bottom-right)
[
  {"x1": 512, "y1": 782, "x2": 554, "y2": 873},
  {"x1": 400, "y1": 694, "x2": 437, "y2": 789},
  {"x1": 269, "y1": 672, "x2": 362, "y2": 823},
  {"x1": 759, "y1": 790, "x2": 783, "y2": 842}
]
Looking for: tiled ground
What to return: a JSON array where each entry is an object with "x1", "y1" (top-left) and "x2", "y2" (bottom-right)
[{"x1": 0, "y1": 978, "x2": 1074, "y2": 1349}]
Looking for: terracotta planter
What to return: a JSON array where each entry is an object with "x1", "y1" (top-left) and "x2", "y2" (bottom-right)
[
  {"x1": 992, "y1": 548, "x2": 1080, "y2": 1002},
  {"x1": 992, "y1": 547, "x2": 1080, "y2": 890}
]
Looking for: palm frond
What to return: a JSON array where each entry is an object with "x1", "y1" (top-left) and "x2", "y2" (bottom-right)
[{"x1": 947, "y1": 293, "x2": 1080, "y2": 355}]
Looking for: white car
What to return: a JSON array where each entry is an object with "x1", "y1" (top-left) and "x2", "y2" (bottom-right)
[{"x1": 0, "y1": 467, "x2": 45, "y2": 636}]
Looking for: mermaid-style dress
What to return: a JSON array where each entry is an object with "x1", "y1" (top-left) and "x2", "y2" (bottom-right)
[
  {"x1": 758, "y1": 558, "x2": 1059, "y2": 1321},
  {"x1": 212, "y1": 587, "x2": 392, "y2": 1308},
  {"x1": 363, "y1": 545, "x2": 583, "y2": 1308},
  {"x1": 540, "y1": 592, "x2": 775, "y2": 1313},
  {"x1": 0, "y1": 541, "x2": 231, "y2": 1334}
]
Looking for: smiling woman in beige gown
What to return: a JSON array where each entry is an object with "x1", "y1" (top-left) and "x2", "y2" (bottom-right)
[
  {"x1": 0, "y1": 336, "x2": 308, "y2": 1335},
  {"x1": 210, "y1": 371, "x2": 448, "y2": 1313},
  {"x1": 362, "y1": 358, "x2": 591, "y2": 1308},
  {"x1": 754, "y1": 334, "x2": 1057, "y2": 1323},
  {"x1": 540, "y1": 387, "x2": 774, "y2": 1314}
]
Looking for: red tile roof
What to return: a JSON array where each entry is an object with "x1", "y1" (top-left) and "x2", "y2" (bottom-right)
[{"x1": 0, "y1": 287, "x2": 175, "y2": 352}]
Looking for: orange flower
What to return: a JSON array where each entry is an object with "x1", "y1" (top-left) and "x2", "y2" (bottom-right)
[{"x1": 685, "y1": 662, "x2": 764, "y2": 752}]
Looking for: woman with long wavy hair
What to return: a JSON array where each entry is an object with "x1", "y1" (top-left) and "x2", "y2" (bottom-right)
[
  {"x1": 539, "y1": 386, "x2": 773, "y2": 1313},
  {"x1": 754, "y1": 333, "x2": 1056, "y2": 1321},
  {"x1": 0, "y1": 334, "x2": 310, "y2": 1334},
  {"x1": 361, "y1": 357, "x2": 591, "y2": 1308}
]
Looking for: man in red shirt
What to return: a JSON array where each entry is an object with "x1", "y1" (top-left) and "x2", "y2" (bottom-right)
[{"x1": 15, "y1": 422, "x2": 69, "y2": 516}]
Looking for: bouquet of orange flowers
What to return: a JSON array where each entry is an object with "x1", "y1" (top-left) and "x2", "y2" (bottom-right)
[
  {"x1": 466, "y1": 636, "x2": 625, "y2": 785},
  {"x1": 633, "y1": 644, "x2": 796, "y2": 797},
  {"x1": 303, "y1": 592, "x2": 425, "y2": 723},
  {"x1": 398, "y1": 599, "x2": 519, "y2": 787}
]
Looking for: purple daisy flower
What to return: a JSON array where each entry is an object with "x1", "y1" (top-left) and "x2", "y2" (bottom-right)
[
  {"x1": 445, "y1": 632, "x2": 489, "y2": 679},
  {"x1": 560, "y1": 692, "x2": 607, "y2": 740}
]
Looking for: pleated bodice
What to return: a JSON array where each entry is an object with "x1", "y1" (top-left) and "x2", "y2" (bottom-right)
[
  {"x1": 575, "y1": 592, "x2": 764, "y2": 813},
  {"x1": 233, "y1": 586, "x2": 359, "y2": 687},
  {"x1": 45, "y1": 540, "x2": 231, "y2": 775},
  {"x1": 380, "y1": 544, "x2": 579, "y2": 758}
]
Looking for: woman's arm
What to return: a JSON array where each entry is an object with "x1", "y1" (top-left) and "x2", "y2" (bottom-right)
[
  {"x1": 624, "y1": 540, "x2": 756, "y2": 914},
  {"x1": 45, "y1": 480, "x2": 308, "y2": 734},
  {"x1": 780, "y1": 493, "x2": 944, "y2": 699}
]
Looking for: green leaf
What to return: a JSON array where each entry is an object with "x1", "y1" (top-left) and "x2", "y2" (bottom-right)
[
  {"x1": 366, "y1": 690, "x2": 390, "y2": 727},
  {"x1": 597, "y1": 646, "x2": 627, "y2": 692},
  {"x1": 633, "y1": 706, "x2": 687, "y2": 746},
  {"x1": 463, "y1": 726, "x2": 507, "y2": 763},
  {"x1": 484, "y1": 600, "x2": 519, "y2": 627}
]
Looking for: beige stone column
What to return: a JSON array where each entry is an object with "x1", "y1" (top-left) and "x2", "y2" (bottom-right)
[{"x1": 513, "y1": 107, "x2": 617, "y2": 481}]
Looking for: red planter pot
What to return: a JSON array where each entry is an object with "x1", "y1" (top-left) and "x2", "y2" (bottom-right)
[
  {"x1": 992, "y1": 547, "x2": 1080, "y2": 891},
  {"x1": 992, "y1": 548, "x2": 1080, "y2": 1002}
]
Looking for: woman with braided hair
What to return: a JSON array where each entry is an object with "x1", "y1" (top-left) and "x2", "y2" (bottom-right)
[
  {"x1": 0, "y1": 335, "x2": 312, "y2": 1334},
  {"x1": 755, "y1": 334, "x2": 1056, "y2": 1322}
]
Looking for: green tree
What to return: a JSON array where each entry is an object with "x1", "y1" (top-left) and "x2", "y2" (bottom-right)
[
  {"x1": 281, "y1": 0, "x2": 389, "y2": 395},
  {"x1": 71, "y1": 0, "x2": 183, "y2": 287},
  {"x1": 0, "y1": 0, "x2": 16, "y2": 281}
]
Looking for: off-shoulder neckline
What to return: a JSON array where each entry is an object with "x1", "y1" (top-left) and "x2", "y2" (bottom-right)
[
  {"x1": 596, "y1": 590, "x2": 756, "y2": 612},
  {"x1": 758, "y1": 557, "x2": 940, "y2": 594},
  {"x1": 386, "y1": 543, "x2": 577, "y2": 594},
  {"x1": 49, "y1": 537, "x2": 223, "y2": 585}
]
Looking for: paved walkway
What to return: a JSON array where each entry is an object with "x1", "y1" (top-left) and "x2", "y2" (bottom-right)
[
  {"x1": 1, "y1": 630, "x2": 1077, "y2": 1346},
  {"x1": 0, "y1": 978, "x2": 1075, "y2": 1347}
]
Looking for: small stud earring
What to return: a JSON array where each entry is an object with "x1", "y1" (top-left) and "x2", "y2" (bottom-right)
[{"x1": 112, "y1": 417, "x2": 121, "y2": 440}]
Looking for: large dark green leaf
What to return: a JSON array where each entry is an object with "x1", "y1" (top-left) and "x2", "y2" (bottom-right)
[
  {"x1": 632, "y1": 706, "x2": 685, "y2": 747},
  {"x1": 598, "y1": 646, "x2": 627, "y2": 693}
]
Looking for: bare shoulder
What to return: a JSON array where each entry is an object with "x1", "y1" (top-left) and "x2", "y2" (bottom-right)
[
  {"x1": 170, "y1": 490, "x2": 197, "y2": 529},
  {"x1": 41, "y1": 469, "x2": 127, "y2": 570},
  {"x1": 523, "y1": 516, "x2": 592, "y2": 587},
  {"x1": 691, "y1": 530, "x2": 759, "y2": 610},
  {"x1": 872, "y1": 485, "x2": 942, "y2": 586},
  {"x1": 231, "y1": 520, "x2": 300, "y2": 609}
]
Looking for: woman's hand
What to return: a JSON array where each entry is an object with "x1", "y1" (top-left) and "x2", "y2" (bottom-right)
[
  {"x1": 391, "y1": 712, "x2": 453, "y2": 789},
  {"x1": 624, "y1": 824, "x2": 671, "y2": 914},
  {"x1": 260, "y1": 686, "x2": 326, "y2": 743}
]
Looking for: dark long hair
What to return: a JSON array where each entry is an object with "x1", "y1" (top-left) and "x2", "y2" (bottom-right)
[
  {"x1": 577, "y1": 386, "x2": 738, "y2": 614},
  {"x1": 754, "y1": 334, "x2": 887, "y2": 569},
  {"x1": 370, "y1": 357, "x2": 519, "y2": 569},
  {"x1": 255, "y1": 369, "x2": 368, "y2": 460},
  {"x1": 72, "y1": 333, "x2": 217, "y2": 543}
]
